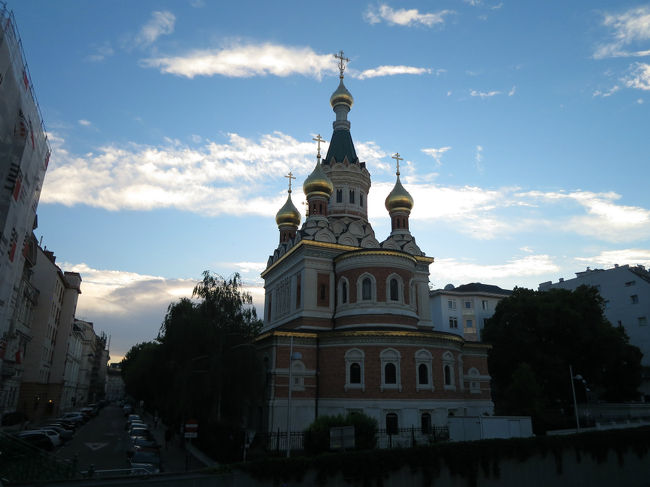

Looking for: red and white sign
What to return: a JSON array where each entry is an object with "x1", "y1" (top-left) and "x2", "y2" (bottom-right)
[{"x1": 184, "y1": 419, "x2": 198, "y2": 439}]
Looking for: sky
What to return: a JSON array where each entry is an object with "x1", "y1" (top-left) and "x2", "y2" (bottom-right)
[{"x1": 7, "y1": 1, "x2": 650, "y2": 362}]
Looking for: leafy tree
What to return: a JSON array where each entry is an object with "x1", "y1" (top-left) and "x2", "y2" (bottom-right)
[
  {"x1": 304, "y1": 412, "x2": 377, "y2": 454},
  {"x1": 483, "y1": 285, "x2": 642, "y2": 430},
  {"x1": 121, "y1": 272, "x2": 263, "y2": 461}
]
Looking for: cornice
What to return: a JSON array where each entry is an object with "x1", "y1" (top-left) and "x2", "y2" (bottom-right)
[
  {"x1": 262, "y1": 240, "x2": 358, "y2": 278},
  {"x1": 335, "y1": 248, "x2": 417, "y2": 264}
]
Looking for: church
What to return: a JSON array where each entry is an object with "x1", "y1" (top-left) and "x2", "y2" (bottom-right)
[{"x1": 256, "y1": 53, "x2": 493, "y2": 440}]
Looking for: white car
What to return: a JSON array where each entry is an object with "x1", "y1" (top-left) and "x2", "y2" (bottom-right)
[{"x1": 23, "y1": 428, "x2": 62, "y2": 447}]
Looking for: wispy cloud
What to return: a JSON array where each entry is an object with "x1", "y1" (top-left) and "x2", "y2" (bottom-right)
[
  {"x1": 421, "y1": 146, "x2": 451, "y2": 166},
  {"x1": 623, "y1": 62, "x2": 650, "y2": 90},
  {"x1": 78, "y1": 119, "x2": 92, "y2": 127},
  {"x1": 431, "y1": 255, "x2": 560, "y2": 286},
  {"x1": 86, "y1": 42, "x2": 114, "y2": 62},
  {"x1": 364, "y1": 4, "x2": 454, "y2": 27},
  {"x1": 594, "y1": 6, "x2": 650, "y2": 59},
  {"x1": 356, "y1": 65, "x2": 432, "y2": 79},
  {"x1": 475, "y1": 145, "x2": 483, "y2": 171},
  {"x1": 135, "y1": 10, "x2": 176, "y2": 47},
  {"x1": 470, "y1": 89, "x2": 501, "y2": 98},
  {"x1": 508, "y1": 85, "x2": 516, "y2": 96},
  {"x1": 575, "y1": 249, "x2": 650, "y2": 268},
  {"x1": 142, "y1": 43, "x2": 337, "y2": 79},
  {"x1": 593, "y1": 85, "x2": 620, "y2": 97}
]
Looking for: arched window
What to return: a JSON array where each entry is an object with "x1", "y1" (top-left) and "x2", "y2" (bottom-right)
[
  {"x1": 386, "y1": 413, "x2": 398, "y2": 435},
  {"x1": 418, "y1": 363, "x2": 428, "y2": 385},
  {"x1": 444, "y1": 365, "x2": 452, "y2": 386},
  {"x1": 362, "y1": 278, "x2": 372, "y2": 300},
  {"x1": 350, "y1": 363, "x2": 361, "y2": 384},
  {"x1": 421, "y1": 413, "x2": 431, "y2": 434},
  {"x1": 342, "y1": 281, "x2": 348, "y2": 304},
  {"x1": 390, "y1": 278, "x2": 399, "y2": 301},
  {"x1": 336, "y1": 189, "x2": 342, "y2": 203},
  {"x1": 384, "y1": 363, "x2": 397, "y2": 384}
]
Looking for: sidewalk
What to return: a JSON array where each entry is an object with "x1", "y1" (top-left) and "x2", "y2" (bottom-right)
[{"x1": 140, "y1": 412, "x2": 216, "y2": 473}]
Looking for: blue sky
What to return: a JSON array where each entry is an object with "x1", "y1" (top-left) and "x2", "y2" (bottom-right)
[{"x1": 9, "y1": 1, "x2": 650, "y2": 361}]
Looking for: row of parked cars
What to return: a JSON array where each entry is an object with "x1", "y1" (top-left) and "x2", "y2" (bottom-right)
[
  {"x1": 13, "y1": 403, "x2": 103, "y2": 451},
  {"x1": 125, "y1": 413, "x2": 163, "y2": 473}
]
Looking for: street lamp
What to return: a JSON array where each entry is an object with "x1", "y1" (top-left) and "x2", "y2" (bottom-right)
[
  {"x1": 286, "y1": 336, "x2": 302, "y2": 458},
  {"x1": 569, "y1": 365, "x2": 588, "y2": 433}
]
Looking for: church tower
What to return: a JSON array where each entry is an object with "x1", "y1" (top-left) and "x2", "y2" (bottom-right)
[{"x1": 258, "y1": 52, "x2": 493, "y2": 439}]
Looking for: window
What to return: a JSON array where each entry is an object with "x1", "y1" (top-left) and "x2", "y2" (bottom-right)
[
  {"x1": 468, "y1": 367, "x2": 481, "y2": 394},
  {"x1": 631, "y1": 295, "x2": 639, "y2": 304},
  {"x1": 447, "y1": 299, "x2": 456, "y2": 310},
  {"x1": 336, "y1": 189, "x2": 342, "y2": 203},
  {"x1": 421, "y1": 413, "x2": 431, "y2": 434},
  {"x1": 444, "y1": 365, "x2": 452, "y2": 386},
  {"x1": 639, "y1": 316, "x2": 648, "y2": 326},
  {"x1": 320, "y1": 284, "x2": 326, "y2": 300},
  {"x1": 341, "y1": 280, "x2": 348, "y2": 304},
  {"x1": 350, "y1": 363, "x2": 361, "y2": 383},
  {"x1": 360, "y1": 192, "x2": 364, "y2": 207},
  {"x1": 296, "y1": 273, "x2": 301, "y2": 308},
  {"x1": 380, "y1": 348, "x2": 401, "y2": 391},
  {"x1": 625, "y1": 281, "x2": 636, "y2": 287},
  {"x1": 390, "y1": 278, "x2": 399, "y2": 301},
  {"x1": 418, "y1": 364, "x2": 428, "y2": 385},
  {"x1": 349, "y1": 190, "x2": 355, "y2": 204},
  {"x1": 481, "y1": 300, "x2": 488, "y2": 311},
  {"x1": 466, "y1": 319, "x2": 473, "y2": 328},
  {"x1": 386, "y1": 413, "x2": 398, "y2": 435},
  {"x1": 442, "y1": 351, "x2": 455, "y2": 390},
  {"x1": 362, "y1": 278, "x2": 372, "y2": 300},
  {"x1": 345, "y1": 349, "x2": 365, "y2": 390},
  {"x1": 449, "y1": 317, "x2": 458, "y2": 329},
  {"x1": 384, "y1": 363, "x2": 397, "y2": 384},
  {"x1": 291, "y1": 361, "x2": 305, "y2": 391},
  {"x1": 464, "y1": 300, "x2": 472, "y2": 309}
]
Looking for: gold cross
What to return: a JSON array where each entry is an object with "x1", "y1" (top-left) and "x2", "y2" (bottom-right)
[
  {"x1": 285, "y1": 171, "x2": 296, "y2": 193},
  {"x1": 334, "y1": 50, "x2": 350, "y2": 79},
  {"x1": 392, "y1": 153, "x2": 403, "y2": 175},
  {"x1": 313, "y1": 134, "x2": 325, "y2": 158}
]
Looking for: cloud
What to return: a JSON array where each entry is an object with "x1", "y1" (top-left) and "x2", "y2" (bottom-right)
[
  {"x1": 575, "y1": 249, "x2": 650, "y2": 269},
  {"x1": 470, "y1": 89, "x2": 501, "y2": 98},
  {"x1": 594, "y1": 6, "x2": 650, "y2": 59},
  {"x1": 86, "y1": 42, "x2": 114, "y2": 62},
  {"x1": 431, "y1": 254, "x2": 560, "y2": 285},
  {"x1": 623, "y1": 62, "x2": 650, "y2": 90},
  {"x1": 520, "y1": 190, "x2": 650, "y2": 242},
  {"x1": 475, "y1": 145, "x2": 483, "y2": 171},
  {"x1": 364, "y1": 4, "x2": 454, "y2": 27},
  {"x1": 356, "y1": 65, "x2": 432, "y2": 79},
  {"x1": 63, "y1": 262, "x2": 264, "y2": 361},
  {"x1": 78, "y1": 120, "x2": 92, "y2": 127},
  {"x1": 593, "y1": 85, "x2": 620, "y2": 97},
  {"x1": 421, "y1": 146, "x2": 451, "y2": 166},
  {"x1": 42, "y1": 131, "x2": 320, "y2": 216},
  {"x1": 142, "y1": 43, "x2": 337, "y2": 79},
  {"x1": 135, "y1": 10, "x2": 176, "y2": 47},
  {"x1": 508, "y1": 86, "x2": 516, "y2": 96}
]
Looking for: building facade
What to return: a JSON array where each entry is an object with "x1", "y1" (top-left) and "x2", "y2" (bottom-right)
[
  {"x1": 0, "y1": 4, "x2": 50, "y2": 415},
  {"x1": 430, "y1": 283, "x2": 512, "y2": 342},
  {"x1": 258, "y1": 59, "x2": 493, "y2": 438}
]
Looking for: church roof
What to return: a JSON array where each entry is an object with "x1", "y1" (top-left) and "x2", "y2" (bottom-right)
[
  {"x1": 324, "y1": 129, "x2": 358, "y2": 165},
  {"x1": 432, "y1": 282, "x2": 512, "y2": 296}
]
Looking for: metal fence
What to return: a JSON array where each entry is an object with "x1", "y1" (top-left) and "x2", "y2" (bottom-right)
[{"x1": 263, "y1": 425, "x2": 449, "y2": 453}]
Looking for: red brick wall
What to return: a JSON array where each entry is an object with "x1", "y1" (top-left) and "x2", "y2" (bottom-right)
[{"x1": 337, "y1": 267, "x2": 413, "y2": 304}]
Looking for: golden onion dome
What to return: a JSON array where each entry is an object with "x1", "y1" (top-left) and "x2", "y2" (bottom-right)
[
  {"x1": 385, "y1": 175, "x2": 414, "y2": 213},
  {"x1": 330, "y1": 79, "x2": 354, "y2": 109},
  {"x1": 303, "y1": 160, "x2": 334, "y2": 199},
  {"x1": 275, "y1": 193, "x2": 301, "y2": 227}
]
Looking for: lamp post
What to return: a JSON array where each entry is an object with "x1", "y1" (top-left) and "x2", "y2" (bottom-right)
[
  {"x1": 569, "y1": 365, "x2": 587, "y2": 433},
  {"x1": 286, "y1": 336, "x2": 302, "y2": 458}
]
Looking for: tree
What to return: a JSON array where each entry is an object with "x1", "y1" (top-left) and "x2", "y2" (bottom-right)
[
  {"x1": 121, "y1": 272, "x2": 263, "y2": 461},
  {"x1": 483, "y1": 285, "x2": 642, "y2": 430}
]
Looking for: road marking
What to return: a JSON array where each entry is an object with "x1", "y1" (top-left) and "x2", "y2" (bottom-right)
[{"x1": 85, "y1": 442, "x2": 108, "y2": 451}]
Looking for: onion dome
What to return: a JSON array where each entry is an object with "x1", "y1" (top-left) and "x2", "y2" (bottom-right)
[
  {"x1": 385, "y1": 175, "x2": 414, "y2": 213},
  {"x1": 303, "y1": 160, "x2": 334, "y2": 199},
  {"x1": 330, "y1": 79, "x2": 354, "y2": 109},
  {"x1": 275, "y1": 194, "x2": 301, "y2": 227}
]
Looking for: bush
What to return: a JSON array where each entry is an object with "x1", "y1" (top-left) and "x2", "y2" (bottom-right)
[{"x1": 304, "y1": 412, "x2": 377, "y2": 455}]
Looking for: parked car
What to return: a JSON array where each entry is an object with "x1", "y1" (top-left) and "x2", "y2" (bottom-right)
[
  {"x1": 128, "y1": 436, "x2": 160, "y2": 453},
  {"x1": 16, "y1": 431, "x2": 55, "y2": 451},
  {"x1": 128, "y1": 427, "x2": 151, "y2": 441},
  {"x1": 42, "y1": 424, "x2": 74, "y2": 442},
  {"x1": 129, "y1": 450, "x2": 162, "y2": 474},
  {"x1": 123, "y1": 404, "x2": 133, "y2": 416},
  {"x1": 60, "y1": 412, "x2": 85, "y2": 425},
  {"x1": 35, "y1": 428, "x2": 62, "y2": 447}
]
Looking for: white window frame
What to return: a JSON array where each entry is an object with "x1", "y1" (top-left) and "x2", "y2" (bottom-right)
[
  {"x1": 357, "y1": 273, "x2": 376, "y2": 302},
  {"x1": 448, "y1": 299, "x2": 456, "y2": 310},
  {"x1": 345, "y1": 348, "x2": 365, "y2": 391},
  {"x1": 442, "y1": 351, "x2": 456, "y2": 390},
  {"x1": 338, "y1": 277, "x2": 350, "y2": 306},
  {"x1": 449, "y1": 317, "x2": 458, "y2": 329},
  {"x1": 386, "y1": 273, "x2": 403, "y2": 303},
  {"x1": 380, "y1": 348, "x2": 401, "y2": 391},
  {"x1": 468, "y1": 367, "x2": 481, "y2": 394}
]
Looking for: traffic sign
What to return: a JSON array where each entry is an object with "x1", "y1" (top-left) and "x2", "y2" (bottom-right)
[{"x1": 184, "y1": 419, "x2": 198, "y2": 438}]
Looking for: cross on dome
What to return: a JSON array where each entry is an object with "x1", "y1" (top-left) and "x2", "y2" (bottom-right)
[
  {"x1": 285, "y1": 171, "x2": 296, "y2": 193},
  {"x1": 334, "y1": 50, "x2": 350, "y2": 79},
  {"x1": 313, "y1": 134, "x2": 325, "y2": 159},
  {"x1": 392, "y1": 153, "x2": 403, "y2": 176}
]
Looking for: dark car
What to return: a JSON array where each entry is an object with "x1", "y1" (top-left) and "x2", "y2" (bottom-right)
[
  {"x1": 128, "y1": 436, "x2": 160, "y2": 453},
  {"x1": 129, "y1": 427, "x2": 151, "y2": 441},
  {"x1": 43, "y1": 424, "x2": 74, "y2": 441},
  {"x1": 15, "y1": 431, "x2": 54, "y2": 451},
  {"x1": 129, "y1": 450, "x2": 162, "y2": 474}
]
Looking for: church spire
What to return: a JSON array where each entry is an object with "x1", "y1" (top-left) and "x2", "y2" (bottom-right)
[
  {"x1": 275, "y1": 171, "x2": 301, "y2": 244},
  {"x1": 325, "y1": 50, "x2": 358, "y2": 165},
  {"x1": 303, "y1": 134, "x2": 333, "y2": 220},
  {"x1": 385, "y1": 153, "x2": 414, "y2": 233}
]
